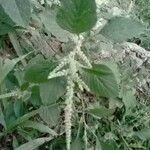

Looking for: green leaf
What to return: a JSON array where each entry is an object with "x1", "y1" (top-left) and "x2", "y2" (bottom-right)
[
  {"x1": 14, "y1": 70, "x2": 25, "y2": 87},
  {"x1": 15, "y1": 137, "x2": 53, "y2": 150},
  {"x1": 14, "y1": 100, "x2": 25, "y2": 118},
  {"x1": 1, "y1": 0, "x2": 31, "y2": 27},
  {"x1": 101, "y1": 140, "x2": 119, "y2": 150},
  {"x1": 100, "y1": 17, "x2": 145, "y2": 43},
  {"x1": 56, "y1": 0, "x2": 97, "y2": 34},
  {"x1": 28, "y1": 54, "x2": 45, "y2": 65},
  {"x1": 81, "y1": 64, "x2": 119, "y2": 98},
  {"x1": 22, "y1": 121, "x2": 57, "y2": 136},
  {"x1": 40, "y1": 77, "x2": 67, "y2": 105},
  {"x1": 88, "y1": 106, "x2": 114, "y2": 118},
  {"x1": 71, "y1": 138, "x2": 83, "y2": 150},
  {"x1": 134, "y1": 128, "x2": 150, "y2": 140},
  {"x1": 0, "y1": 5, "x2": 15, "y2": 35},
  {"x1": 30, "y1": 86, "x2": 42, "y2": 107},
  {"x1": 24, "y1": 60, "x2": 57, "y2": 83},
  {"x1": 4, "y1": 102, "x2": 17, "y2": 126},
  {"x1": 8, "y1": 109, "x2": 39, "y2": 129},
  {"x1": 122, "y1": 90, "x2": 136, "y2": 115},
  {"x1": 102, "y1": 62, "x2": 120, "y2": 84},
  {"x1": 39, "y1": 9, "x2": 72, "y2": 42},
  {"x1": 50, "y1": 137, "x2": 66, "y2": 149},
  {"x1": 17, "y1": 128, "x2": 32, "y2": 141},
  {"x1": 0, "y1": 54, "x2": 29, "y2": 85},
  {"x1": 39, "y1": 105, "x2": 60, "y2": 127}
]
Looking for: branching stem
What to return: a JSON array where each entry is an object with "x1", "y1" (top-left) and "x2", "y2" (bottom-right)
[{"x1": 48, "y1": 35, "x2": 92, "y2": 150}]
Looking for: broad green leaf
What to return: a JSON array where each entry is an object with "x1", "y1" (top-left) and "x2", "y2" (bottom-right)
[
  {"x1": 17, "y1": 129, "x2": 32, "y2": 142},
  {"x1": 88, "y1": 106, "x2": 114, "y2": 118},
  {"x1": 81, "y1": 64, "x2": 119, "y2": 98},
  {"x1": 24, "y1": 60, "x2": 57, "y2": 83},
  {"x1": 100, "y1": 17, "x2": 145, "y2": 43},
  {"x1": 134, "y1": 128, "x2": 150, "y2": 140},
  {"x1": 4, "y1": 71, "x2": 19, "y2": 90},
  {"x1": 14, "y1": 100, "x2": 25, "y2": 118},
  {"x1": 39, "y1": 9, "x2": 72, "y2": 42},
  {"x1": 101, "y1": 140, "x2": 119, "y2": 150},
  {"x1": 39, "y1": 105, "x2": 60, "y2": 127},
  {"x1": 56, "y1": 0, "x2": 97, "y2": 34},
  {"x1": 50, "y1": 137, "x2": 66, "y2": 149},
  {"x1": 8, "y1": 109, "x2": 39, "y2": 129},
  {"x1": 22, "y1": 121, "x2": 57, "y2": 136},
  {"x1": 15, "y1": 137, "x2": 52, "y2": 150},
  {"x1": 28, "y1": 54, "x2": 45, "y2": 65},
  {"x1": 4, "y1": 102, "x2": 16, "y2": 126},
  {"x1": 0, "y1": 54, "x2": 29, "y2": 85},
  {"x1": 103, "y1": 62, "x2": 120, "y2": 84},
  {"x1": 0, "y1": 5, "x2": 15, "y2": 35},
  {"x1": 122, "y1": 90, "x2": 136, "y2": 115},
  {"x1": 1, "y1": 0, "x2": 31, "y2": 27},
  {"x1": 40, "y1": 77, "x2": 67, "y2": 105},
  {"x1": 71, "y1": 138, "x2": 83, "y2": 150},
  {"x1": 29, "y1": 86, "x2": 42, "y2": 107},
  {"x1": 0, "y1": 23, "x2": 15, "y2": 35},
  {"x1": 14, "y1": 70, "x2": 25, "y2": 87}
]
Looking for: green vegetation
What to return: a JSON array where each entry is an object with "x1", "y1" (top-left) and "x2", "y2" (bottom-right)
[{"x1": 0, "y1": 0, "x2": 150, "y2": 150}]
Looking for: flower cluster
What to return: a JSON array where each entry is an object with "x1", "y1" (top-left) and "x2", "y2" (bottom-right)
[{"x1": 48, "y1": 35, "x2": 91, "y2": 150}]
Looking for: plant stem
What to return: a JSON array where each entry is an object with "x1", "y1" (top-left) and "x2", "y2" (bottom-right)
[
  {"x1": 65, "y1": 36, "x2": 84, "y2": 150},
  {"x1": 65, "y1": 77, "x2": 74, "y2": 150},
  {"x1": 81, "y1": 98, "x2": 88, "y2": 150},
  {"x1": 48, "y1": 35, "x2": 91, "y2": 150},
  {"x1": 0, "y1": 90, "x2": 19, "y2": 99}
]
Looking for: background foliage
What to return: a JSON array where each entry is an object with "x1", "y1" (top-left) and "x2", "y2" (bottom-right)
[{"x1": 0, "y1": 0, "x2": 150, "y2": 149}]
